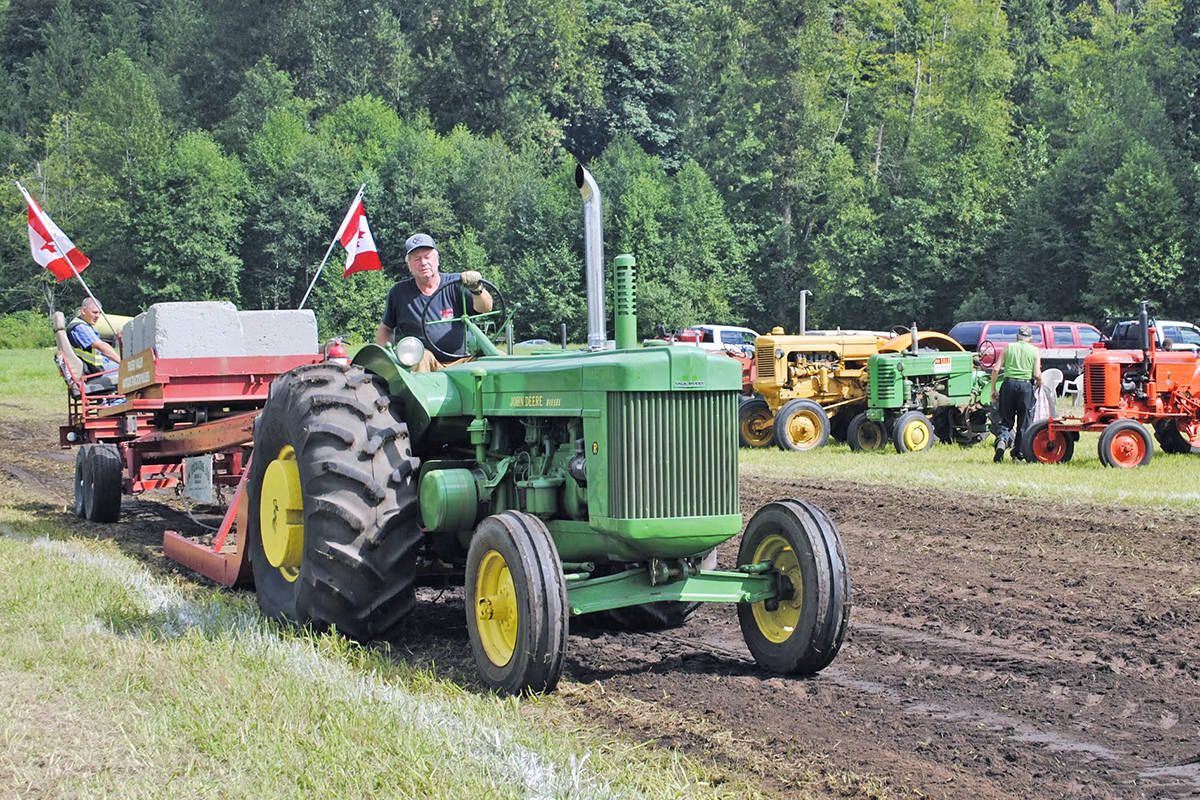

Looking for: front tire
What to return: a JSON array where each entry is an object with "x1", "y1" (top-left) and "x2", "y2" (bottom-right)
[
  {"x1": 73, "y1": 446, "x2": 89, "y2": 518},
  {"x1": 774, "y1": 399, "x2": 830, "y2": 451},
  {"x1": 847, "y1": 412, "x2": 887, "y2": 452},
  {"x1": 736, "y1": 500, "x2": 850, "y2": 675},
  {"x1": 1023, "y1": 419, "x2": 1074, "y2": 464},
  {"x1": 738, "y1": 398, "x2": 774, "y2": 448},
  {"x1": 892, "y1": 411, "x2": 934, "y2": 453},
  {"x1": 466, "y1": 511, "x2": 568, "y2": 694},
  {"x1": 246, "y1": 362, "x2": 422, "y2": 640},
  {"x1": 1098, "y1": 419, "x2": 1153, "y2": 468}
]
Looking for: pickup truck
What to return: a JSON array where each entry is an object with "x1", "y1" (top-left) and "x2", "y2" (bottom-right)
[
  {"x1": 947, "y1": 320, "x2": 1102, "y2": 380},
  {"x1": 1106, "y1": 318, "x2": 1200, "y2": 353}
]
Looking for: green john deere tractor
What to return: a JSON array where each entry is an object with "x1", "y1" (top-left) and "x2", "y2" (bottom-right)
[
  {"x1": 246, "y1": 166, "x2": 850, "y2": 694},
  {"x1": 846, "y1": 327, "x2": 993, "y2": 454}
]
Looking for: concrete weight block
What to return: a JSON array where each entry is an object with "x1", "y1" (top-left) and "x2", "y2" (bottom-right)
[
  {"x1": 239, "y1": 310, "x2": 319, "y2": 356},
  {"x1": 140, "y1": 301, "x2": 245, "y2": 358}
]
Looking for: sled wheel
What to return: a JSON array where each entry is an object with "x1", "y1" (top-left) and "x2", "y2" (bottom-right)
[
  {"x1": 466, "y1": 511, "x2": 568, "y2": 694},
  {"x1": 246, "y1": 362, "x2": 422, "y2": 640},
  {"x1": 847, "y1": 412, "x2": 887, "y2": 452},
  {"x1": 774, "y1": 399, "x2": 830, "y2": 451},
  {"x1": 737, "y1": 500, "x2": 850, "y2": 674},
  {"x1": 73, "y1": 445, "x2": 89, "y2": 518},
  {"x1": 83, "y1": 443, "x2": 122, "y2": 522},
  {"x1": 1023, "y1": 420, "x2": 1074, "y2": 464},
  {"x1": 1098, "y1": 419, "x2": 1153, "y2": 468},
  {"x1": 738, "y1": 398, "x2": 774, "y2": 448},
  {"x1": 892, "y1": 411, "x2": 933, "y2": 453}
]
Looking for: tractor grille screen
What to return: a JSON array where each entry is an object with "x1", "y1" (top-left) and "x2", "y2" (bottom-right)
[
  {"x1": 1086, "y1": 364, "x2": 1106, "y2": 406},
  {"x1": 607, "y1": 391, "x2": 739, "y2": 519},
  {"x1": 872, "y1": 360, "x2": 902, "y2": 406},
  {"x1": 756, "y1": 344, "x2": 776, "y2": 381}
]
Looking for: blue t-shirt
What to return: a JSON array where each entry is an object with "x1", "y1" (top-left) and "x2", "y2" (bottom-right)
[
  {"x1": 67, "y1": 320, "x2": 118, "y2": 372},
  {"x1": 381, "y1": 273, "x2": 476, "y2": 362}
]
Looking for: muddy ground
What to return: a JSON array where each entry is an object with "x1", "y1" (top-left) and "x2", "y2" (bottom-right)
[{"x1": 4, "y1": 406, "x2": 1199, "y2": 799}]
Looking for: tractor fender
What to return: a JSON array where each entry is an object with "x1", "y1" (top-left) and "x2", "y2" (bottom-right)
[
  {"x1": 880, "y1": 331, "x2": 964, "y2": 353},
  {"x1": 352, "y1": 344, "x2": 465, "y2": 441}
]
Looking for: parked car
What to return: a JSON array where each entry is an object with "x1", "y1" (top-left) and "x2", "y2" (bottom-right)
[
  {"x1": 690, "y1": 324, "x2": 759, "y2": 354},
  {"x1": 948, "y1": 320, "x2": 1103, "y2": 380},
  {"x1": 1106, "y1": 318, "x2": 1200, "y2": 353}
]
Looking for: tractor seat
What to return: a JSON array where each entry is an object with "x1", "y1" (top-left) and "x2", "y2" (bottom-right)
[{"x1": 52, "y1": 311, "x2": 118, "y2": 397}]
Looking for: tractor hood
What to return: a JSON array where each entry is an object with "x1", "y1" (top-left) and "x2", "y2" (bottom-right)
[{"x1": 354, "y1": 343, "x2": 741, "y2": 440}]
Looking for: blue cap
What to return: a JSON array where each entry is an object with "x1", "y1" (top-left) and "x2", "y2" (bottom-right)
[{"x1": 404, "y1": 233, "x2": 437, "y2": 257}]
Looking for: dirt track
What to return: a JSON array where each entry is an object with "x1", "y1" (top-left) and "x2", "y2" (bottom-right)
[{"x1": 4, "y1": 410, "x2": 1199, "y2": 799}]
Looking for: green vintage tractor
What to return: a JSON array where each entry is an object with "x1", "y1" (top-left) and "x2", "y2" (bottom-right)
[
  {"x1": 846, "y1": 328, "x2": 993, "y2": 453},
  {"x1": 245, "y1": 166, "x2": 850, "y2": 694}
]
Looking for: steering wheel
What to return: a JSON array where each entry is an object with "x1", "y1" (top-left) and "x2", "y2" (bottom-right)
[
  {"x1": 978, "y1": 340, "x2": 997, "y2": 370},
  {"x1": 420, "y1": 278, "x2": 508, "y2": 362}
]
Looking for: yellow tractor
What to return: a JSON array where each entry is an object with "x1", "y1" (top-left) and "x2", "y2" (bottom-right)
[{"x1": 740, "y1": 328, "x2": 963, "y2": 450}]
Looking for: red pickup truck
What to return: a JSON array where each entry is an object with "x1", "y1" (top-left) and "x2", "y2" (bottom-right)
[{"x1": 948, "y1": 320, "x2": 1102, "y2": 380}]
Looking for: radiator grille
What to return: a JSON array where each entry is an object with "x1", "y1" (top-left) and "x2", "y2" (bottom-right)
[
  {"x1": 1086, "y1": 364, "x2": 1106, "y2": 406},
  {"x1": 756, "y1": 344, "x2": 776, "y2": 381},
  {"x1": 872, "y1": 359, "x2": 902, "y2": 406},
  {"x1": 607, "y1": 391, "x2": 739, "y2": 519}
]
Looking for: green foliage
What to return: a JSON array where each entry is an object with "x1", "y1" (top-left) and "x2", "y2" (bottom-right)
[
  {"x1": 2, "y1": 0, "x2": 1200, "y2": 339},
  {"x1": 0, "y1": 310, "x2": 53, "y2": 348}
]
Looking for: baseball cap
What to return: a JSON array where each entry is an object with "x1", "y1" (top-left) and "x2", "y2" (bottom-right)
[
  {"x1": 1017, "y1": 325, "x2": 1033, "y2": 338},
  {"x1": 404, "y1": 233, "x2": 437, "y2": 257}
]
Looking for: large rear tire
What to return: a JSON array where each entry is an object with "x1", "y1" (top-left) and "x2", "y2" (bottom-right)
[
  {"x1": 246, "y1": 362, "x2": 422, "y2": 640},
  {"x1": 738, "y1": 398, "x2": 774, "y2": 448},
  {"x1": 847, "y1": 412, "x2": 887, "y2": 452},
  {"x1": 1153, "y1": 418, "x2": 1200, "y2": 455},
  {"x1": 1023, "y1": 419, "x2": 1075, "y2": 464},
  {"x1": 466, "y1": 511, "x2": 568, "y2": 694},
  {"x1": 829, "y1": 409, "x2": 855, "y2": 443},
  {"x1": 83, "y1": 443, "x2": 122, "y2": 522},
  {"x1": 737, "y1": 500, "x2": 850, "y2": 674},
  {"x1": 1098, "y1": 419, "x2": 1153, "y2": 468},
  {"x1": 774, "y1": 399, "x2": 830, "y2": 451}
]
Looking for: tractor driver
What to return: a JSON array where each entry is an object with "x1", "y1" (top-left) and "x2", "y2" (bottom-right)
[
  {"x1": 67, "y1": 297, "x2": 121, "y2": 393},
  {"x1": 989, "y1": 324, "x2": 1042, "y2": 462},
  {"x1": 375, "y1": 233, "x2": 494, "y2": 372}
]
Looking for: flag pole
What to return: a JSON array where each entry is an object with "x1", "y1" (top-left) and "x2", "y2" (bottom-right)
[
  {"x1": 16, "y1": 180, "x2": 119, "y2": 345},
  {"x1": 299, "y1": 183, "x2": 366, "y2": 310}
]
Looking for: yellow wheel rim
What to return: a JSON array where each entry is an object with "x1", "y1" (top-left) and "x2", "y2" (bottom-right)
[
  {"x1": 740, "y1": 409, "x2": 773, "y2": 446},
  {"x1": 475, "y1": 550, "x2": 518, "y2": 666},
  {"x1": 786, "y1": 409, "x2": 823, "y2": 449},
  {"x1": 902, "y1": 418, "x2": 930, "y2": 451},
  {"x1": 260, "y1": 445, "x2": 304, "y2": 583},
  {"x1": 750, "y1": 533, "x2": 803, "y2": 643}
]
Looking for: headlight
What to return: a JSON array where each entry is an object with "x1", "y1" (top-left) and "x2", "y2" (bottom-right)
[
  {"x1": 775, "y1": 348, "x2": 785, "y2": 360},
  {"x1": 394, "y1": 336, "x2": 425, "y2": 367}
]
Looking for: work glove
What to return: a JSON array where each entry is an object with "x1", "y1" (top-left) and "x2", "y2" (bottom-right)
[{"x1": 461, "y1": 270, "x2": 483, "y2": 293}]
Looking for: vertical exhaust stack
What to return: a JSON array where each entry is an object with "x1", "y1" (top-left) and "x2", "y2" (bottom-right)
[{"x1": 576, "y1": 164, "x2": 607, "y2": 351}]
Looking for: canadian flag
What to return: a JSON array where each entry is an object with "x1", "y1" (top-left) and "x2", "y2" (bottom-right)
[
  {"x1": 17, "y1": 182, "x2": 90, "y2": 282},
  {"x1": 335, "y1": 192, "x2": 382, "y2": 277}
]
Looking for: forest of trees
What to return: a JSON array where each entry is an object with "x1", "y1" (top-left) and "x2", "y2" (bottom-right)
[{"x1": 2, "y1": 0, "x2": 1199, "y2": 343}]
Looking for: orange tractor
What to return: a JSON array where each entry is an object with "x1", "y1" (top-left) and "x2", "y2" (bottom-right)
[{"x1": 1024, "y1": 302, "x2": 1200, "y2": 467}]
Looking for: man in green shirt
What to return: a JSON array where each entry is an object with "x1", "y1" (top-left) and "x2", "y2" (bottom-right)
[{"x1": 989, "y1": 325, "x2": 1042, "y2": 462}]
